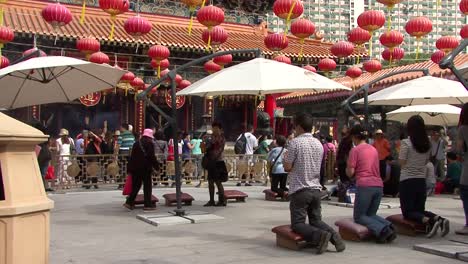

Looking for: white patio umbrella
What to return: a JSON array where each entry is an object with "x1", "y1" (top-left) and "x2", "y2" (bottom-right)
[
  {"x1": 177, "y1": 58, "x2": 351, "y2": 97},
  {"x1": 353, "y1": 76, "x2": 468, "y2": 106},
  {"x1": 0, "y1": 56, "x2": 126, "y2": 109},
  {"x1": 386, "y1": 104, "x2": 461, "y2": 126}
]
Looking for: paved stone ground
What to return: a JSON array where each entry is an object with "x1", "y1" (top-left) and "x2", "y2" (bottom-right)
[{"x1": 49, "y1": 185, "x2": 466, "y2": 264}]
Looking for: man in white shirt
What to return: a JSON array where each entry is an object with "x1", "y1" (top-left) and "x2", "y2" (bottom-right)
[{"x1": 237, "y1": 125, "x2": 258, "y2": 186}]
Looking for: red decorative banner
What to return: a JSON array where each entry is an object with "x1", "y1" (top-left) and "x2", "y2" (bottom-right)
[
  {"x1": 79, "y1": 92, "x2": 101, "y2": 107},
  {"x1": 165, "y1": 89, "x2": 186, "y2": 109}
]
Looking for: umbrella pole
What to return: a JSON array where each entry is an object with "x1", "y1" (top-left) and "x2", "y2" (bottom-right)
[{"x1": 170, "y1": 75, "x2": 184, "y2": 216}]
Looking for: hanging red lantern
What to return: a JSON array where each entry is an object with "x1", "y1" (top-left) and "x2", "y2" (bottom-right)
[
  {"x1": 41, "y1": 2, "x2": 73, "y2": 31},
  {"x1": 181, "y1": 0, "x2": 204, "y2": 35},
  {"x1": 273, "y1": 54, "x2": 291, "y2": 64},
  {"x1": 264, "y1": 33, "x2": 289, "y2": 52},
  {"x1": 318, "y1": 58, "x2": 336, "y2": 73},
  {"x1": 461, "y1": 25, "x2": 468, "y2": 39},
  {"x1": 213, "y1": 54, "x2": 233, "y2": 68},
  {"x1": 460, "y1": 0, "x2": 468, "y2": 15},
  {"x1": 120, "y1": 71, "x2": 135, "y2": 83},
  {"x1": 89, "y1": 51, "x2": 110, "y2": 64},
  {"x1": 436, "y1": 36, "x2": 460, "y2": 54},
  {"x1": 23, "y1": 48, "x2": 47, "y2": 58},
  {"x1": 347, "y1": 28, "x2": 371, "y2": 46},
  {"x1": 197, "y1": 5, "x2": 224, "y2": 29},
  {"x1": 346, "y1": 66, "x2": 362, "y2": 79},
  {"x1": 376, "y1": 0, "x2": 403, "y2": 9},
  {"x1": 303, "y1": 65, "x2": 316, "y2": 73},
  {"x1": 0, "y1": 25, "x2": 14, "y2": 56},
  {"x1": 131, "y1": 77, "x2": 145, "y2": 90},
  {"x1": 99, "y1": 0, "x2": 130, "y2": 41},
  {"x1": 204, "y1": 60, "x2": 222, "y2": 74},
  {"x1": 382, "y1": 47, "x2": 405, "y2": 63},
  {"x1": 379, "y1": 30, "x2": 404, "y2": 50},
  {"x1": 76, "y1": 37, "x2": 100, "y2": 60},
  {"x1": 151, "y1": 59, "x2": 170, "y2": 73},
  {"x1": 148, "y1": 45, "x2": 170, "y2": 77},
  {"x1": 0, "y1": 55, "x2": 9, "y2": 69},
  {"x1": 330, "y1": 41, "x2": 355, "y2": 58},
  {"x1": 201, "y1": 26, "x2": 228, "y2": 49},
  {"x1": 290, "y1": 18, "x2": 315, "y2": 59},
  {"x1": 175, "y1": 74, "x2": 183, "y2": 85},
  {"x1": 405, "y1": 16, "x2": 433, "y2": 60},
  {"x1": 124, "y1": 15, "x2": 152, "y2": 40},
  {"x1": 431, "y1": 50, "x2": 446, "y2": 64},
  {"x1": 357, "y1": 10, "x2": 386, "y2": 56},
  {"x1": 273, "y1": 0, "x2": 304, "y2": 33},
  {"x1": 178, "y1": 80, "x2": 191, "y2": 89},
  {"x1": 363, "y1": 59, "x2": 382, "y2": 73}
]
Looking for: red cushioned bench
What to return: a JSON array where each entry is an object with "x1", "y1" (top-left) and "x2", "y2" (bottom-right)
[
  {"x1": 221, "y1": 190, "x2": 248, "y2": 203},
  {"x1": 134, "y1": 194, "x2": 159, "y2": 207},
  {"x1": 386, "y1": 214, "x2": 426, "y2": 236},
  {"x1": 334, "y1": 218, "x2": 373, "y2": 242},
  {"x1": 263, "y1": 189, "x2": 288, "y2": 201},
  {"x1": 271, "y1": 225, "x2": 309, "y2": 250},
  {"x1": 162, "y1": 193, "x2": 194, "y2": 206}
]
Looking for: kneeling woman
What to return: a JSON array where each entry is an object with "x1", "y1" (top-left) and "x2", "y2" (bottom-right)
[
  {"x1": 399, "y1": 115, "x2": 449, "y2": 237},
  {"x1": 346, "y1": 125, "x2": 396, "y2": 243}
]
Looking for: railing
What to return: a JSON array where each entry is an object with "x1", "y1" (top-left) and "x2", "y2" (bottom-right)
[{"x1": 49, "y1": 154, "x2": 270, "y2": 190}]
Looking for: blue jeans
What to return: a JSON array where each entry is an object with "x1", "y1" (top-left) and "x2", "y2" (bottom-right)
[
  {"x1": 354, "y1": 186, "x2": 391, "y2": 237},
  {"x1": 460, "y1": 185, "x2": 468, "y2": 226}
]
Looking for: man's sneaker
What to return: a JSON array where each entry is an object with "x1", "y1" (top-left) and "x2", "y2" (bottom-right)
[
  {"x1": 426, "y1": 220, "x2": 441, "y2": 238},
  {"x1": 331, "y1": 233, "x2": 346, "y2": 252},
  {"x1": 316, "y1": 232, "x2": 331, "y2": 254},
  {"x1": 439, "y1": 217, "x2": 450, "y2": 237},
  {"x1": 236, "y1": 183, "x2": 242, "y2": 187}
]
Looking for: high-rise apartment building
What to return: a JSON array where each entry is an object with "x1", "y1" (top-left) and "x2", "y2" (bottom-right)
[{"x1": 267, "y1": 0, "x2": 466, "y2": 61}]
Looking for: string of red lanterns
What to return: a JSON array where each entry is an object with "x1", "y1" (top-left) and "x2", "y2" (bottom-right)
[
  {"x1": 197, "y1": 5, "x2": 225, "y2": 49},
  {"x1": 99, "y1": 0, "x2": 130, "y2": 41},
  {"x1": 405, "y1": 16, "x2": 433, "y2": 60},
  {"x1": 290, "y1": 18, "x2": 315, "y2": 60},
  {"x1": 76, "y1": 37, "x2": 100, "y2": 60},
  {"x1": 382, "y1": 47, "x2": 405, "y2": 64},
  {"x1": 357, "y1": 10, "x2": 386, "y2": 57},
  {"x1": 148, "y1": 45, "x2": 170, "y2": 78},
  {"x1": 201, "y1": 26, "x2": 228, "y2": 50},
  {"x1": 273, "y1": 0, "x2": 304, "y2": 34}
]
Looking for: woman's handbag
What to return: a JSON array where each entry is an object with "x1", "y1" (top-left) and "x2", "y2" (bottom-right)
[
  {"x1": 201, "y1": 154, "x2": 210, "y2": 170},
  {"x1": 122, "y1": 174, "x2": 133, "y2": 196}
]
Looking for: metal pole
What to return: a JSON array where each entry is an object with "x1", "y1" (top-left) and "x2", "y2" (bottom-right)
[
  {"x1": 364, "y1": 87, "x2": 369, "y2": 128},
  {"x1": 439, "y1": 38, "x2": 468, "y2": 89}
]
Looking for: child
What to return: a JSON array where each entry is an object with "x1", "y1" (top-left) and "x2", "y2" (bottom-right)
[{"x1": 426, "y1": 162, "x2": 436, "y2": 196}]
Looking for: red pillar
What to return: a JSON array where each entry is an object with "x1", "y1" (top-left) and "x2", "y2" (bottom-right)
[{"x1": 265, "y1": 95, "x2": 276, "y2": 127}]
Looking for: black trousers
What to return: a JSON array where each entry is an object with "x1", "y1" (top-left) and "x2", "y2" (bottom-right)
[
  {"x1": 379, "y1": 160, "x2": 387, "y2": 181},
  {"x1": 399, "y1": 178, "x2": 437, "y2": 224},
  {"x1": 126, "y1": 170, "x2": 153, "y2": 207},
  {"x1": 290, "y1": 188, "x2": 339, "y2": 245},
  {"x1": 271, "y1": 173, "x2": 288, "y2": 196},
  {"x1": 338, "y1": 161, "x2": 349, "y2": 184}
]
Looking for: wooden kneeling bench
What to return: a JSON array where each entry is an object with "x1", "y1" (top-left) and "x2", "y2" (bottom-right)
[
  {"x1": 220, "y1": 190, "x2": 248, "y2": 202},
  {"x1": 162, "y1": 193, "x2": 194, "y2": 206},
  {"x1": 272, "y1": 225, "x2": 309, "y2": 250},
  {"x1": 386, "y1": 214, "x2": 426, "y2": 236},
  {"x1": 134, "y1": 194, "x2": 159, "y2": 207},
  {"x1": 334, "y1": 218, "x2": 372, "y2": 241},
  {"x1": 263, "y1": 189, "x2": 288, "y2": 201}
]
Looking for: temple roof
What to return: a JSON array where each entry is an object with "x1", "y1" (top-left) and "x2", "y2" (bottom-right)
[
  {"x1": 278, "y1": 55, "x2": 468, "y2": 105},
  {"x1": 4, "y1": 0, "x2": 364, "y2": 59}
]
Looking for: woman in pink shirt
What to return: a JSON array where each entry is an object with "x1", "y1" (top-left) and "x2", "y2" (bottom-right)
[{"x1": 346, "y1": 125, "x2": 396, "y2": 243}]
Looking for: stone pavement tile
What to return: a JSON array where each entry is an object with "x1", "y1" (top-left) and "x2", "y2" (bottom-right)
[
  {"x1": 182, "y1": 213, "x2": 224, "y2": 223},
  {"x1": 137, "y1": 214, "x2": 192, "y2": 226},
  {"x1": 414, "y1": 241, "x2": 468, "y2": 259}
]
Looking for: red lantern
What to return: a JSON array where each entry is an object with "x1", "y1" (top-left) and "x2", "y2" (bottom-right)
[
  {"x1": 99, "y1": 0, "x2": 130, "y2": 40},
  {"x1": 461, "y1": 25, "x2": 468, "y2": 39},
  {"x1": 379, "y1": 30, "x2": 404, "y2": 50},
  {"x1": 204, "y1": 60, "x2": 222, "y2": 74},
  {"x1": 131, "y1": 77, "x2": 145, "y2": 91},
  {"x1": 0, "y1": 55, "x2": 9, "y2": 69},
  {"x1": 89, "y1": 52, "x2": 110, "y2": 64},
  {"x1": 291, "y1": 18, "x2": 315, "y2": 59},
  {"x1": 405, "y1": 17, "x2": 433, "y2": 38},
  {"x1": 148, "y1": 45, "x2": 170, "y2": 77},
  {"x1": 264, "y1": 33, "x2": 289, "y2": 52},
  {"x1": 436, "y1": 36, "x2": 460, "y2": 54},
  {"x1": 431, "y1": 50, "x2": 446, "y2": 64},
  {"x1": 318, "y1": 58, "x2": 336, "y2": 73},
  {"x1": 346, "y1": 66, "x2": 362, "y2": 79},
  {"x1": 197, "y1": 5, "x2": 224, "y2": 29},
  {"x1": 181, "y1": 0, "x2": 204, "y2": 35},
  {"x1": 330, "y1": 41, "x2": 355, "y2": 58},
  {"x1": 23, "y1": 48, "x2": 47, "y2": 58},
  {"x1": 376, "y1": 0, "x2": 403, "y2": 9},
  {"x1": 363, "y1": 59, "x2": 382, "y2": 73},
  {"x1": 124, "y1": 15, "x2": 152, "y2": 40},
  {"x1": 461, "y1": 0, "x2": 468, "y2": 15},
  {"x1": 358, "y1": 10, "x2": 386, "y2": 32},
  {"x1": 273, "y1": 0, "x2": 304, "y2": 32},
  {"x1": 273, "y1": 54, "x2": 291, "y2": 64},
  {"x1": 175, "y1": 74, "x2": 183, "y2": 85},
  {"x1": 347, "y1": 28, "x2": 371, "y2": 46},
  {"x1": 382, "y1": 47, "x2": 404, "y2": 62},
  {"x1": 178, "y1": 79, "x2": 191, "y2": 89},
  {"x1": 151, "y1": 59, "x2": 170, "y2": 73},
  {"x1": 120, "y1": 71, "x2": 135, "y2": 83},
  {"x1": 201, "y1": 26, "x2": 228, "y2": 49},
  {"x1": 213, "y1": 54, "x2": 233, "y2": 68},
  {"x1": 76, "y1": 37, "x2": 100, "y2": 60},
  {"x1": 0, "y1": 26, "x2": 14, "y2": 56},
  {"x1": 303, "y1": 65, "x2": 316, "y2": 73},
  {"x1": 41, "y1": 3, "x2": 73, "y2": 30}
]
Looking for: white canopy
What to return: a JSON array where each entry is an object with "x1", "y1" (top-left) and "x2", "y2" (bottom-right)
[{"x1": 386, "y1": 104, "x2": 461, "y2": 127}]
